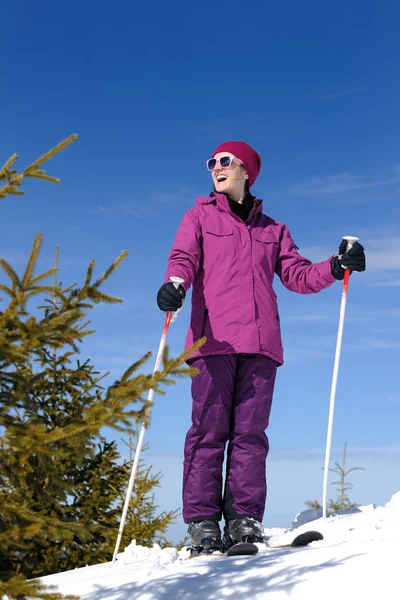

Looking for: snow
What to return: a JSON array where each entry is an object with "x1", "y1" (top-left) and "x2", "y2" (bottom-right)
[{"x1": 38, "y1": 491, "x2": 400, "y2": 600}]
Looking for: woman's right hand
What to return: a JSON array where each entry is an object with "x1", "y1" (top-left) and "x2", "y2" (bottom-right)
[{"x1": 157, "y1": 282, "x2": 186, "y2": 311}]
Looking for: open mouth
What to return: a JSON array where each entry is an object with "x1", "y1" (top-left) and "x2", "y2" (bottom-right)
[{"x1": 216, "y1": 174, "x2": 228, "y2": 182}]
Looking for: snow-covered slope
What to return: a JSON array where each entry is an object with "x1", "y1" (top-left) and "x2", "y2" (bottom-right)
[{"x1": 39, "y1": 491, "x2": 400, "y2": 600}]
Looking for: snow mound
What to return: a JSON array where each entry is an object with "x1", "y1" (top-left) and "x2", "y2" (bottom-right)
[
  {"x1": 118, "y1": 539, "x2": 179, "y2": 567},
  {"x1": 38, "y1": 490, "x2": 400, "y2": 600}
]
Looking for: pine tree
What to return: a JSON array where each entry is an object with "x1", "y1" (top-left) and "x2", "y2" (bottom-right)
[
  {"x1": 305, "y1": 442, "x2": 364, "y2": 513},
  {"x1": 0, "y1": 138, "x2": 204, "y2": 599}
]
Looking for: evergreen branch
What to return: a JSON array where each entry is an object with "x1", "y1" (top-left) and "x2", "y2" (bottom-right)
[
  {"x1": 86, "y1": 290, "x2": 123, "y2": 304},
  {"x1": 25, "y1": 286, "x2": 64, "y2": 300},
  {"x1": 0, "y1": 134, "x2": 78, "y2": 200},
  {"x1": 2, "y1": 188, "x2": 24, "y2": 196},
  {"x1": 93, "y1": 250, "x2": 128, "y2": 288},
  {"x1": 344, "y1": 466, "x2": 365, "y2": 474},
  {"x1": 84, "y1": 259, "x2": 95, "y2": 287},
  {"x1": 28, "y1": 173, "x2": 61, "y2": 184},
  {"x1": 0, "y1": 153, "x2": 18, "y2": 179},
  {"x1": 0, "y1": 502, "x2": 89, "y2": 539},
  {"x1": 305, "y1": 499, "x2": 321, "y2": 509},
  {"x1": 25, "y1": 134, "x2": 78, "y2": 174},
  {"x1": 88, "y1": 371, "x2": 109, "y2": 389},
  {"x1": 0, "y1": 259, "x2": 21, "y2": 287},
  {"x1": 69, "y1": 302, "x2": 95, "y2": 311},
  {"x1": 41, "y1": 308, "x2": 82, "y2": 328},
  {"x1": 120, "y1": 352, "x2": 152, "y2": 382},
  {"x1": 331, "y1": 480, "x2": 353, "y2": 488},
  {"x1": 29, "y1": 267, "x2": 58, "y2": 286},
  {"x1": 76, "y1": 319, "x2": 91, "y2": 332},
  {"x1": 0, "y1": 284, "x2": 15, "y2": 297},
  {"x1": 58, "y1": 282, "x2": 77, "y2": 295},
  {"x1": 21, "y1": 233, "x2": 42, "y2": 290}
]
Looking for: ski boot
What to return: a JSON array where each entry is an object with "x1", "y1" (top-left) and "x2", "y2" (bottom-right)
[
  {"x1": 188, "y1": 519, "x2": 223, "y2": 556},
  {"x1": 223, "y1": 517, "x2": 265, "y2": 549}
]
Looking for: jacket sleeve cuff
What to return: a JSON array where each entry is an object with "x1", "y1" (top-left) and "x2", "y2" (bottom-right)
[{"x1": 321, "y1": 255, "x2": 337, "y2": 284}]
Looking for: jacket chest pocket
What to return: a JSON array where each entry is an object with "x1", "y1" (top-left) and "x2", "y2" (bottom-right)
[
  {"x1": 203, "y1": 227, "x2": 235, "y2": 257},
  {"x1": 252, "y1": 230, "x2": 279, "y2": 275}
]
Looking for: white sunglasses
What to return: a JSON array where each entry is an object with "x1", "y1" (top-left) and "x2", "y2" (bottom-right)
[{"x1": 206, "y1": 155, "x2": 244, "y2": 171}]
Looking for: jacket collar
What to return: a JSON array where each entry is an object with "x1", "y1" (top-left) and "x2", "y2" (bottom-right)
[{"x1": 195, "y1": 192, "x2": 263, "y2": 214}]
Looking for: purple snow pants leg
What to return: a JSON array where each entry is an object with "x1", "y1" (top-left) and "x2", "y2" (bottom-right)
[{"x1": 183, "y1": 354, "x2": 277, "y2": 523}]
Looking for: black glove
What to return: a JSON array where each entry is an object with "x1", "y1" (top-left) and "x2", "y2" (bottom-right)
[
  {"x1": 330, "y1": 240, "x2": 366, "y2": 280},
  {"x1": 157, "y1": 282, "x2": 186, "y2": 311}
]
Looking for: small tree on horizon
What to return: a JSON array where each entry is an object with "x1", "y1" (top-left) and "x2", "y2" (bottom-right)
[{"x1": 305, "y1": 442, "x2": 365, "y2": 513}]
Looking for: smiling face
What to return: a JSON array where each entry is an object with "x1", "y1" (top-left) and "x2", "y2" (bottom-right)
[{"x1": 211, "y1": 152, "x2": 249, "y2": 202}]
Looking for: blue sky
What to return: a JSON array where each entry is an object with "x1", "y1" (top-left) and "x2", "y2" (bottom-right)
[{"x1": 1, "y1": 1, "x2": 400, "y2": 543}]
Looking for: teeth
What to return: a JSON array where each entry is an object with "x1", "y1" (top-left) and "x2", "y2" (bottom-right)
[{"x1": 217, "y1": 176, "x2": 227, "y2": 181}]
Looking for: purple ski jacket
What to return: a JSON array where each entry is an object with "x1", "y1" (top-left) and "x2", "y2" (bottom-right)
[{"x1": 164, "y1": 192, "x2": 336, "y2": 365}]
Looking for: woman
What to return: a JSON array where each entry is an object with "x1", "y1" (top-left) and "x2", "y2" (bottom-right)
[{"x1": 156, "y1": 141, "x2": 365, "y2": 555}]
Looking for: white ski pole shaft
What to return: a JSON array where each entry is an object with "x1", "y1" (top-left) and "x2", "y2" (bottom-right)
[
  {"x1": 322, "y1": 237, "x2": 358, "y2": 522},
  {"x1": 112, "y1": 276, "x2": 184, "y2": 563}
]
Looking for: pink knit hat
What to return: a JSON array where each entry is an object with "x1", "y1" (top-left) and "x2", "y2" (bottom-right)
[{"x1": 212, "y1": 141, "x2": 261, "y2": 187}]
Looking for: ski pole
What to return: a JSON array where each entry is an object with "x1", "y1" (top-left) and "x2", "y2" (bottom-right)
[
  {"x1": 112, "y1": 276, "x2": 185, "y2": 563},
  {"x1": 322, "y1": 236, "x2": 359, "y2": 522}
]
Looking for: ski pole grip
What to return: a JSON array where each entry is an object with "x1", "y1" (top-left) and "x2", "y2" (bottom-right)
[
  {"x1": 169, "y1": 276, "x2": 185, "y2": 323},
  {"x1": 343, "y1": 235, "x2": 359, "y2": 252},
  {"x1": 340, "y1": 236, "x2": 359, "y2": 271},
  {"x1": 170, "y1": 276, "x2": 185, "y2": 290}
]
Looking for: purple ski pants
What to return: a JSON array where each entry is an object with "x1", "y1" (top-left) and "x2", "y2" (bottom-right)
[{"x1": 183, "y1": 354, "x2": 277, "y2": 523}]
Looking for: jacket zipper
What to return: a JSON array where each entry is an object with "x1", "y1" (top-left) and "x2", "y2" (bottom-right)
[
  {"x1": 246, "y1": 199, "x2": 262, "y2": 225},
  {"x1": 200, "y1": 308, "x2": 208, "y2": 337}
]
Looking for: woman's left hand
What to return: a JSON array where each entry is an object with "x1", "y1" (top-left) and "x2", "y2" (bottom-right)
[{"x1": 331, "y1": 240, "x2": 366, "y2": 280}]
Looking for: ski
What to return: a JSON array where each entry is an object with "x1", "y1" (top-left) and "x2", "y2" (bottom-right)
[
  {"x1": 185, "y1": 530, "x2": 323, "y2": 560},
  {"x1": 224, "y1": 529, "x2": 323, "y2": 557},
  {"x1": 225, "y1": 541, "x2": 259, "y2": 557},
  {"x1": 185, "y1": 544, "x2": 256, "y2": 560},
  {"x1": 184, "y1": 551, "x2": 224, "y2": 560},
  {"x1": 266, "y1": 530, "x2": 323, "y2": 549}
]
